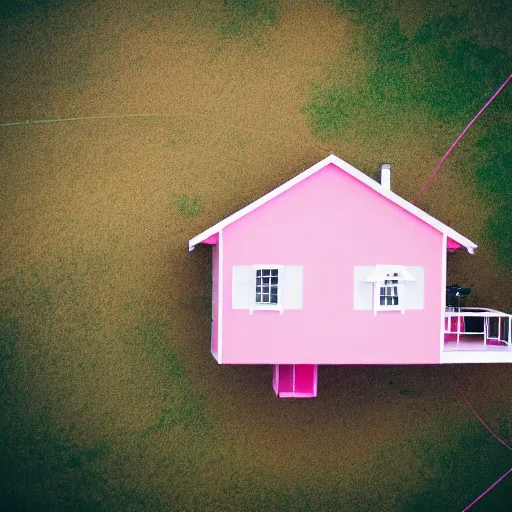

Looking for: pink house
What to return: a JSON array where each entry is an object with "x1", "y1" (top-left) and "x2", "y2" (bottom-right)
[{"x1": 189, "y1": 155, "x2": 512, "y2": 398}]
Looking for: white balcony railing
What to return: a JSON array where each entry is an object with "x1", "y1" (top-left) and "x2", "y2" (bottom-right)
[{"x1": 444, "y1": 307, "x2": 512, "y2": 348}]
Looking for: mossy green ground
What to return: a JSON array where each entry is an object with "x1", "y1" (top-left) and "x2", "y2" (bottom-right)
[
  {"x1": 1, "y1": 0, "x2": 511, "y2": 510},
  {"x1": 308, "y1": 0, "x2": 512, "y2": 268}
]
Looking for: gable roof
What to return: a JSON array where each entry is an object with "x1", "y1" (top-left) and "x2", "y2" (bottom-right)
[{"x1": 189, "y1": 154, "x2": 478, "y2": 253}]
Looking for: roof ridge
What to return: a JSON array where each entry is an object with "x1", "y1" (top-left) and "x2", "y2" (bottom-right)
[{"x1": 189, "y1": 155, "x2": 477, "y2": 253}]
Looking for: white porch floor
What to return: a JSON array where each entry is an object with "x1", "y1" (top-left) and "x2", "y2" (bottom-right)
[
  {"x1": 444, "y1": 341, "x2": 508, "y2": 352},
  {"x1": 442, "y1": 337, "x2": 512, "y2": 363},
  {"x1": 443, "y1": 308, "x2": 511, "y2": 362},
  {"x1": 444, "y1": 336, "x2": 509, "y2": 352}
]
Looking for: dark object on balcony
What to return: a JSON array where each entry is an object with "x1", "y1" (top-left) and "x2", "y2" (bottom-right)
[{"x1": 446, "y1": 285, "x2": 471, "y2": 307}]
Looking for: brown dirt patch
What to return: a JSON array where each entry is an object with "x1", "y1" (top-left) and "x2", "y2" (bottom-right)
[{"x1": 1, "y1": 0, "x2": 511, "y2": 507}]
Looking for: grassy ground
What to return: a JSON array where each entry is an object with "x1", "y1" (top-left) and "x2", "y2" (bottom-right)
[{"x1": 1, "y1": 0, "x2": 512, "y2": 510}]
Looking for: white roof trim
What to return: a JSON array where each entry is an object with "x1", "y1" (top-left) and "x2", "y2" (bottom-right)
[
  {"x1": 364, "y1": 265, "x2": 416, "y2": 283},
  {"x1": 188, "y1": 154, "x2": 478, "y2": 252}
]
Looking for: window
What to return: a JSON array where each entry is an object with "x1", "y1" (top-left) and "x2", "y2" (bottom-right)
[
  {"x1": 354, "y1": 265, "x2": 424, "y2": 312},
  {"x1": 363, "y1": 265, "x2": 415, "y2": 315},
  {"x1": 380, "y1": 273, "x2": 399, "y2": 307},
  {"x1": 255, "y1": 268, "x2": 279, "y2": 304},
  {"x1": 232, "y1": 264, "x2": 303, "y2": 314},
  {"x1": 251, "y1": 265, "x2": 284, "y2": 314}
]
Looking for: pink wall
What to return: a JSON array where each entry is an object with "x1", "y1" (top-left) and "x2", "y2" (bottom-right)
[
  {"x1": 211, "y1": 244, "x2": 219, "y2": 355},
  {"x1": 220, "y1": 163, "x2": 443, "y2": 365},
  {"x1": 447, "y1": 238, "x2": 462, "y2": 250},
  {"x1": 203, "y1": 233, "x2": 218, "y2": 245}
]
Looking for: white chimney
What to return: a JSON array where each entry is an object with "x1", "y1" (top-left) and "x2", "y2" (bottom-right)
[{"x1": 381, "y1": 164, "x2": 391, "y2": 191}]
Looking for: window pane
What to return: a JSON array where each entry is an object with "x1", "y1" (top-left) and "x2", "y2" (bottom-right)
[
  {"x1": 380, "y1": 297, "x2": 385, "y2": 306},
  {"x1": 387, "y1": 287, "x2": 391, "y2": 295},
  {"x1": 263, "y1": 286, "x2": 269, "y2": 294},
  {"x1": 263, "y1": 277, "x2": 270, "y2": 285},
  {"x1": 380, "y1": 287, "x2": 385, "y2": 296},
  {"x1": 263, "y1": 269, "x2": 270, "y2": 276},
  {"x1": 270, "y1": 294, "x2": 278, "y2": 304},
  {"x1": 256, "y1": 278, "x2": 261, "y2": 285},
  {"x1": 271, "y1": 286, "x2": 278, "y2": 294},
  {"x1": 262, "y1": 293, "x2": 269, "y2": 302},
  {"x1": 256, "y1": 293, "x2": 261, "y2": 302},
  {"x1": 271, "y1": 269, "x2": 278, "y2": 276},
  {"x1": 386, "y1": 297, "x2": 392, "y2": 306},
  {"x1": 393, "y1": 297, "x2": 399, "y2": 305},
  {"x1": 393, "y1": 287, "x2": 398, "y2": 295},
  {"x1": 271, "y1": 277, "x2": 278, "y2": 285},
  {"x1": 256, "y1": 270, "x2": 261, "y2": 277}
]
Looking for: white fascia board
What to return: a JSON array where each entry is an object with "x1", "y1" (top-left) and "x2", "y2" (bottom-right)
[
  {"x1": 188, "y1": 154, "x2": 478, "y2": 252},
  {"x1": 188, "y1": 155, "x2": 334, "y2": 250},
  {"x1": 441, "y1": 351, "x2": 512, "y2": 364},
  {"x1": 364, "y1": 264, "x2": 416, "y2": 282}
]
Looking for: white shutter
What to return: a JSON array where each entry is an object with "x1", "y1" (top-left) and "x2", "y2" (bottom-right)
[
  {"x1": 282, "y1": 266, "x2": 303, "y2": 309},
  {"x1": 404, "y1": 266, "x2": 424, "y2": 310},
  {"x1": 354, "y1": 266, "x2": 374, "y2": 310},
  {"x1": 232, "y1": 266, "x2": 254, "y2": 309}
]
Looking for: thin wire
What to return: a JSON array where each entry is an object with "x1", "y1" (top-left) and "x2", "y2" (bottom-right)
[
  {"x1": 0, "y1": 112, "x2": 333, "y2": 157},
  {"x1": 411, "y1": 73, "x2": 512, "y2": 205},
  {"x1": 461, "y1": 467, "x2": 512, "y2": 512},
  {"x1": 0, "y1": 113, "x2": 161, "y2": 126},
  {"x1": 453, "y1": 380, "x2": 512, "y2": 451},
  {"x1": 454, "y1": 380, "x2": 512, "y2": 511}
]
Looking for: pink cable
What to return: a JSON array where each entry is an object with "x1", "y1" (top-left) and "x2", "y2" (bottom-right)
[
  {"x1": 454, "y1": 381, "x2": 512, "y2": 511},
  {"x1": 454, "y1": 381, "x2": 512, "y2": 451},
  {"x1": 461, "y1": 467, "x2": 512, "y2": 511},
  {"x1": 411, "y1": 73, "x2": 512, "y2": 205}
]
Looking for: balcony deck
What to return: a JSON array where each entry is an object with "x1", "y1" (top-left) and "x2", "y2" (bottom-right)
[
  {"x1": 442, "y1": 307, "x2": 512, "y2": 363},
  {"x1": 444, "y1": 336, "x2": 509, "y2": 351}
]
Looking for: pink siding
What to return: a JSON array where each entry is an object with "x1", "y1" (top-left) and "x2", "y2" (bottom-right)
[
  {"x1": 277, "y1": 365, "x2": 293, "y2": 393},
  {"x1": 447, "y1": 238, "x2": 462, "y2": 250},
  {"x1": 203, "y1": 234, "x2": 218, "y2": 245},
  {"x1": 294, "y1": 365, "x2": 317, "y2": 395},
  {"x1": 221, "y1": 163, "x2": 443, "y2": 365},
  {"x1": 211, "y1": 244, "x2": 219, "y2": 356},
  {"x1": 273, "y1": 364, "x2": 279, "y2": 395}
]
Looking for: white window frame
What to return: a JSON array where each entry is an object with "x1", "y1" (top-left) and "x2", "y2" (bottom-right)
[
  {"x1": 372, "y1": 271, "x2": 407, "y2": 316},
  {"x1": 250, "y1": 265, "x2": 284, "y2": 315},
  {"x1": 374, "y1": 274, "x2": 405, "y2": 315}
]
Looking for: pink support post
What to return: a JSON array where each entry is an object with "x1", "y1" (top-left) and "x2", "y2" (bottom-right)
[{"x1": 273, "y1": 364, "x2": 318, "y2": 398}]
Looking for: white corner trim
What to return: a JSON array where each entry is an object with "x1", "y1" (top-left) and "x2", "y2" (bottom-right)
[
  {"x1": 188, "y1": 154, "x2": 478, "y2": 251},
  {"x1": 217, "y1": 229, "x2": 223, "y2": 364},
  {"x1": 440, "y1": 234, "x2": 447, "y2": 358}
]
